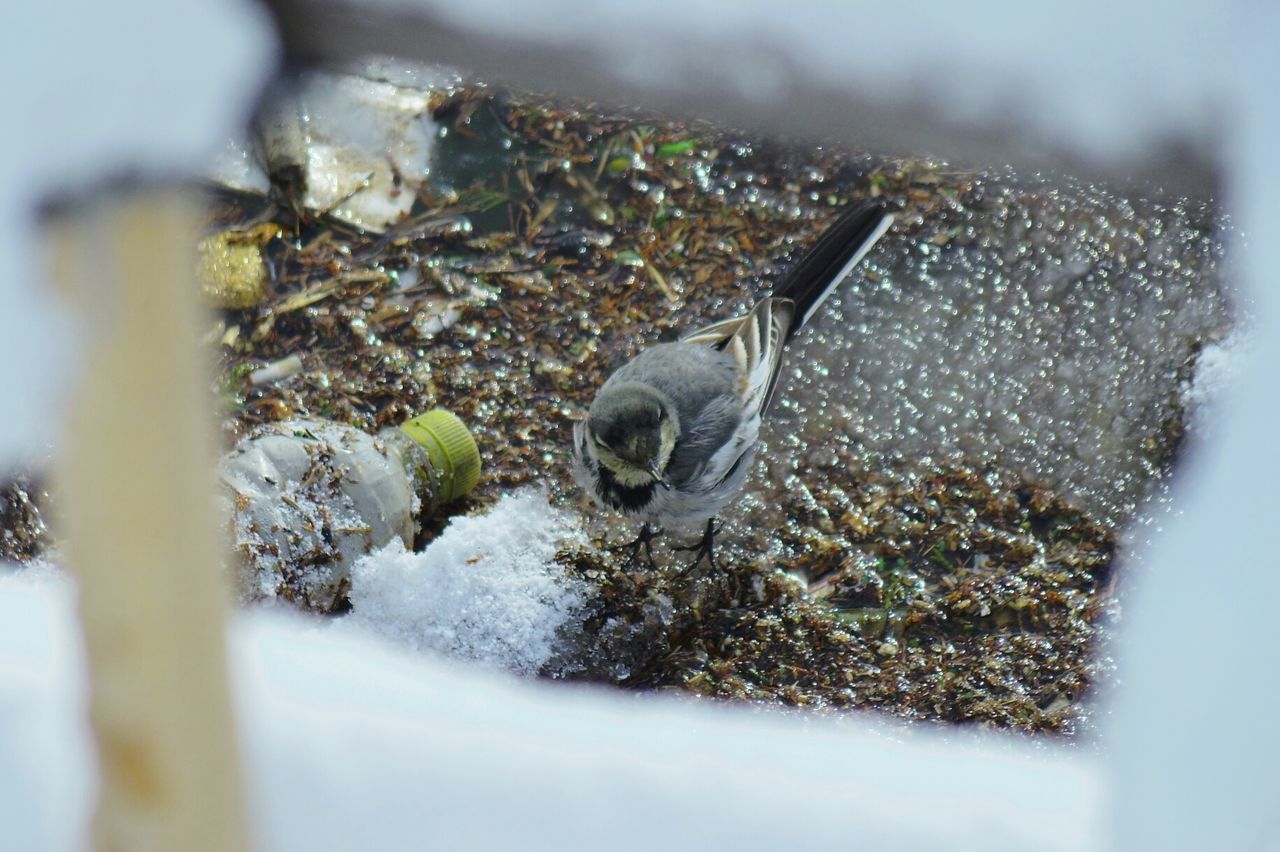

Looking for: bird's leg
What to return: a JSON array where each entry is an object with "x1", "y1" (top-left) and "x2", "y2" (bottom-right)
[
  {"x1": 674, "y1": 518, "x2": 720, "y2": 576},
  {"x1": 606, "y1": 523, "x2": 662, "y2": 569}
]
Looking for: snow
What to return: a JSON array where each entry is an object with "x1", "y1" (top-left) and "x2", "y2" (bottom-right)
[
  {"x1": 366, "y1": 0, "x2": 1228, "y2": 169},
  {"x1": 0, "y1": 566, "x2": 1102, "y2": 852},
  {"x1": 0, "y1": 285, "x2": 68, "y2": 472},
  {"x1": 2, "y1": 1, "x2": 1279, "y2": 850},
  {"x1": 0, "y1": 0, "x2": 273, "y2": 468},
  {"x1": 346, "y1": 489, "x2": 591, "y2": 674},
  {"x1": 1105, "y1": 21, "x2": 1280, "y2": 848},
  {"x1": 1181, "y1": 330, "x2": 1250, "y2": 441},
  {"x1": 0, "y1": 567, "x2": 93, "y2": 852}
]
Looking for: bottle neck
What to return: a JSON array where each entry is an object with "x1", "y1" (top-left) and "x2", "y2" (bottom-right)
[{"x1": 377, "y1": 427, "x2": 440, "y2": 519}]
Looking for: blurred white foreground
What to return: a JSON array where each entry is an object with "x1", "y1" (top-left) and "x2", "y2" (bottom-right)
[
  {"x1": 3, "y1": 0, "x2": 1279, "y2": 850},
  {"x1": 0, "y1": 568, "x2": 1102, "y2": 852}
]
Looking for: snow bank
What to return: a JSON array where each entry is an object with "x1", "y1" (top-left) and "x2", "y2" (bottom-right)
[
  {"x1": 0, "y1": 0, "x2": 273, "y2": 469},
  {"x1": 1181, "y1": 330, "x2": 1250, "y2": 440},
  {"x1": 0, "y1": 567, "x2": 93, "y2": 852},
  {"x1": 0, "y1": 566, "x2": 1102, "y2": 852},
  {"x1": 346, "y1": 489, "x2": 591, "y2": 674}
]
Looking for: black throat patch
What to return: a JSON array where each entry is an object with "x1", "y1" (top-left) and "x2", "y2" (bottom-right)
[{"x1": 596, "y1": 464, "x2": 656, "y2": 513}]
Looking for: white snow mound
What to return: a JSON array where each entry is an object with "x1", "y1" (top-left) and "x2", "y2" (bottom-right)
[
  {"x1": 346, "y1": 488, "x2": 591, "y2": 674},
  {"x1": 1182, "y1": 330, "x2": 1250, "y2": 438}
]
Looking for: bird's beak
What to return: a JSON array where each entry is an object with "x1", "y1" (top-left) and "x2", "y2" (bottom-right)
[{"x1": 647, "y1": 464, "x2": 671, "y2": 490}]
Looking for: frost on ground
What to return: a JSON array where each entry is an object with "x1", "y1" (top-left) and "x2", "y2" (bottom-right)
[{"x1": 346, "y1": 489, "x2": 591, "y2": 674}]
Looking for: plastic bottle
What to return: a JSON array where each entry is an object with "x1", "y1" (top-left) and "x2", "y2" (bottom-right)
[{"x1": 219, "y1": 408, "x2": 481, "y2": 611}]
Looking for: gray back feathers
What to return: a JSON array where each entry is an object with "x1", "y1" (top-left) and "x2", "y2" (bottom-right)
[{"x1": 575, "y1": 199, "x2": 893, "y2": 525}]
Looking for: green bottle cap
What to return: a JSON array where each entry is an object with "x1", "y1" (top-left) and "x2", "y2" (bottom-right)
[{"x1": 400, "y1": 408, "x2": 482, "y2": 503}]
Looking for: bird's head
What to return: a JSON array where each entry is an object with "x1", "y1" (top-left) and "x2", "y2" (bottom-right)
[{"x1": 586, "y1": 382, "x2": 680, "y2": 489}]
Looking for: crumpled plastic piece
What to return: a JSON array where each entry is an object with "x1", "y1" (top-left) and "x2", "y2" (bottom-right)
[{"x1": 210, "y1": 69, "x2": 440, "y2": 233}]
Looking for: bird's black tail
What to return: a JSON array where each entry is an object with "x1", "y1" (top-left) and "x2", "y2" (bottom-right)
[{"x1": 773, "y1": 199, "x2": 893, "y2": 340}]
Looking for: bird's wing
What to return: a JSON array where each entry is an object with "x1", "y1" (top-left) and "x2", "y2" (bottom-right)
[
  {"x1": 681, "y1": 296, "x2": 795, "y2": 414},
  {"x1": 678, "y1": 201, "x2": 891, "y2": 416}
]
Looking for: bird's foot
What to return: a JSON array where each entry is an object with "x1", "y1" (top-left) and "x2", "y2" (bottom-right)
[
  {"x1": 606, "y1": 523, "x2": 663, "y2": 569},
  {"x1": 674, "y1": 519, "x2": 720, "y2": 577}
]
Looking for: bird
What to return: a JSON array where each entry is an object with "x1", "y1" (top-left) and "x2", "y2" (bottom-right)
[{"x1": 572, "y1": 199, "x2": 894, "y2": 571}]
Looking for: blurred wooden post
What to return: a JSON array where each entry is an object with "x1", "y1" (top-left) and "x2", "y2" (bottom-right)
[{"x1": 49, "y1": 190, "x2": 249, "y2": 852}]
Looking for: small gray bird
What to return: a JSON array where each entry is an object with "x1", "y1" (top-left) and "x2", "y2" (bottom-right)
[{"x1": 572, "y1": 200, "x2": 893, "y2": 569}]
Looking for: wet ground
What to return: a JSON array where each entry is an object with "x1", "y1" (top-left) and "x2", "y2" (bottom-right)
[
  {"x1": 0, "y1": 475, "x2": 49, "y2": 564},
  {"x1": 2, "y1": 77, "x2": 1233, "y2": 736}
]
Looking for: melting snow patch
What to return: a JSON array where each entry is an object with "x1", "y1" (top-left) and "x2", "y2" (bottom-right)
[
  {"x1": 1182, "y1": 330, "x2": 1250, "y2": 439},
  {"x1": 346, "y1": 489, "x2": 591, "y2": 675}
]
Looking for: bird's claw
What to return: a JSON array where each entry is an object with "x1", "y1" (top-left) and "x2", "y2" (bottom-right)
[
  {"x1": 673, "y1": 519, "x2": 720, "y2": 577},
  {"x1": 606, "y1": 523, "x2": 663, "y2": 570}
]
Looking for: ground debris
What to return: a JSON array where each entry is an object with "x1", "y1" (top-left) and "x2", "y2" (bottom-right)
[
  {"x1": 0, "y1": 475, "x2": 52, "y2": 564},
  {"x1": 552, "y1": 463, "x2": 1111, "y2": 735},
  {"x1": 191, "y1": 81, "x2": 1218, "y2": 736}
]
